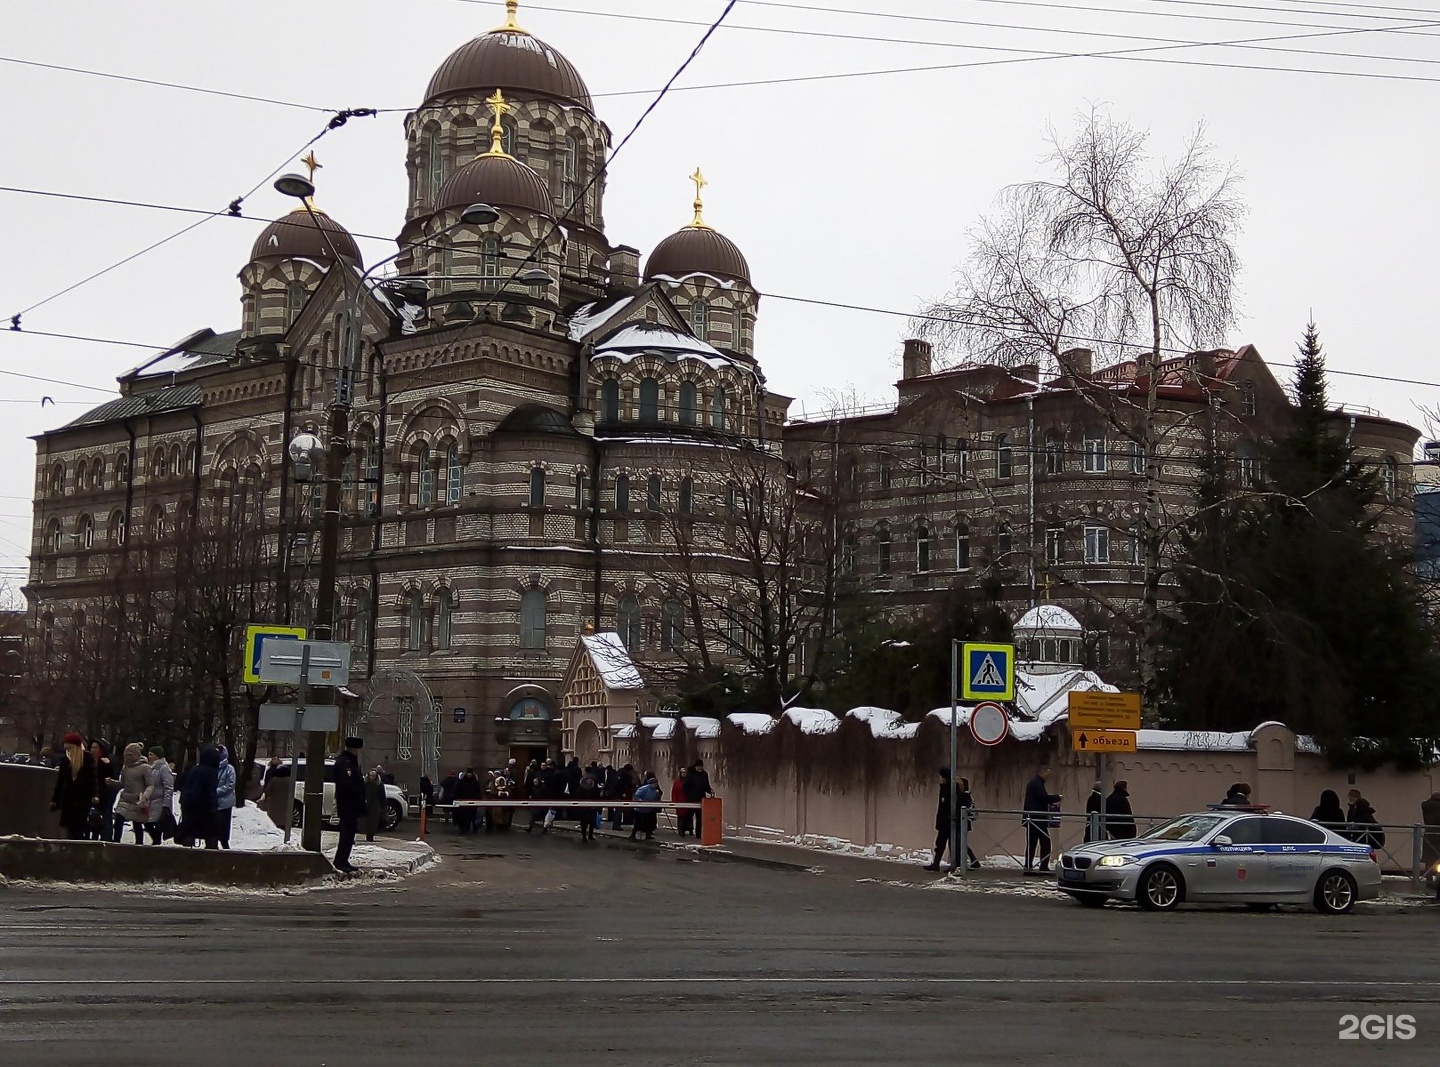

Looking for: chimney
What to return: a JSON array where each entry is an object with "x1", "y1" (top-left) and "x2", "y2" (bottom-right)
[
  {"x1": 1014, "y1": 363, "x2": 1040, "y2": 384},
  {"x1": 1059, "y1": 347, "x2": 1092, "y2": 377},
  {"x1": 609, "y1": 245, "x2": 641, "y2": 292},
  {"x1": 902, "y1": 338, "x2": 933, "y2": 379}
]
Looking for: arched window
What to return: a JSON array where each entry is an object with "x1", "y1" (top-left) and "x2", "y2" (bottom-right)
[
  {"x1": 877, "y1": 529, "x2": 891, "y2": 575},
  {"x1": 1382, "y1": 456, "x2": 1398, "y2": 502},
  {"x1": 446, "y1": 445, "x2": 463, "y2": 504},
  {"x1": 916, "y1": 525, "x2": 930, "y2": 573},
  {"x1": 48, "y1": 462, "x2": 65, "y2": 495},
  {"x1": 45, "y1": 519, "x2": 62, "y2": 554},
  {"x1": 1044, "y1": 431, "x2": 1064, "y2": 475},
  {"x1": 843, "y1": 530, "x2": 856, "y2": 573},
  {"x1": 1083, "y1": 426, "x2": 1107, "y2": 473},
  {"x1": 995, "y1": 434, "x2": 1013, "y2": 479},
  {"x1": 408, "y1": 588, "x2": 426, "y2": 650},
  {"x1": 679, "y1": 476, "x2": 694, "y2": 514},
  {"x1": 639, "y1": 378, "x2": 659, "y2": 423},
  {"x1": 170, "y1": 443, "x2": 183, "y2": 478},
  {"x1": 879, "y1": 455, "x2": 892, "y2": 490},
  {"x1": 148, "y1": 505, "x2": 165, "y2": 542},
  {"x1": 116, "y1": 453, "x2": 129, "y2": 486},
  {"x1": 353, "y1": 597, "x2": 371, "y2": 656},
  {"x1": 956, "y1": 524, "x2": 971, "y2": 570},
  {"x1": 480, "y1": 236, "x2": 501, "y2": 290},
  {"x1": 601, "y1": 378, "x2": 621, "y2": 423},
  {"x1": 287, "y1": 281, "x2": 307, "y2": 324},
  {"x1": 647, "y1": 474, "x2": 662, "y2": 512},
  {"x1": 575, "y1": 468, "x2": 587, "y2": 510},
  {"x1": 690, "y1": 300, "x2": 709, "y2": 341},
  {"x1": 77, "y1": 514, "x2": 93, "y2": 551},
  {"x1": 153, "y1": 448, "x2": 168, "y2": 480},
  {"x1": 416, "y1": 445, "x2": 433, "y2": 506},
  {"x1": 426, "y1": 128, "x2": 444, "y2": 202},
  {"x1": 501, "y1": 116, "x2": 519, "y2": 158},
  {"x1": 733, "y1": 306, "x2": 744, "y2": 345},
  {"x1": 617, "y1": 594, "x2": 641, "y2": 649},
  {"x1": 661, "y1": 599, "x2": 684, "y2": 651},
  {"x1": 184, "y1": 444, "x2": 197, "y2": 477},
  {"x1": 562, "y1": 132, "x2": 582, "y2": 201},
  {"x1": 615, "y1": 474, "x2": 630, "y2": 513},
  {"x1": 436, "y1": 589, "x2": 454, "y2": 649},
  {"x1": 109, "y1": 510, "x2": 126, "y2": 546},
  {"x1": 529, "y1": 467, "x2": 546, "y2": 509},
  {"x1": 712, "y1": 386, "x2": 727, "y2": 431},
  {"x1": 520, "y1": 588, "x2": 547, "y2": 649},
  {"x1": 364, "y1": 435, "x2": 381, "y2": 517},
  {"x1": 678, "y1": 381, "x2": 698, "y2": 426},
  {"x1": 1236, "y1": 441, "x2": 1260, "y2": 489}
]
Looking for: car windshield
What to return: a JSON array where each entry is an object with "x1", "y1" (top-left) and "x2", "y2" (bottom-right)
[{"x1": 1141, "y1": 814, "x2": 1226, "y2": 842}]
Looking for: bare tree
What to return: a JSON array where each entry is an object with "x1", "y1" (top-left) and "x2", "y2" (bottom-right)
[{"x1": 915, "y1": 111, "x2": 1243, "y2": 712}]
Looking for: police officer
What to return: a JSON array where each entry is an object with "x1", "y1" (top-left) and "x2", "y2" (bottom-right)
[{"x1": 333, "y1": 737, "x2": 367, "y2": 875}]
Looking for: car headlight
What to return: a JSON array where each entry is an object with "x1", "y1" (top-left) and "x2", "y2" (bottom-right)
[{"x1": 1097, "y1": 855, "x2": 1136, "y2": 868}]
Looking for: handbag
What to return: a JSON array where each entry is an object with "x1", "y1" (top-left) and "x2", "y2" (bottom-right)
[{"x1": 1047, "y1": 801, "x2": 1062, "y2": 829}]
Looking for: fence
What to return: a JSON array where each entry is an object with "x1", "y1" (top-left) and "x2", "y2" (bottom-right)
[{"x1": 431, "y1": 798, "x2": 722, "y2": 845}]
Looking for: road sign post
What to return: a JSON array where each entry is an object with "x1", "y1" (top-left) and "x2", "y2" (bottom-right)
[
  {"x1": 280, "y1": 644, "x2": 309, "y2": 845},
  {"x1": 949, "y1": 639, "x2": 959, "y2": 875}
]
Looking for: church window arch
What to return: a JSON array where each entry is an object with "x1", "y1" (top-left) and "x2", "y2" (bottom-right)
[
  {"x1": 481, "y1": 236, "x2": 502, "y2": 290},
  {"x1": 601, "y1": 378, "x2": 621, "y2": 423},
  {"x1": 639, "y1": 378, "x2": 659, "y2": 423},
  {"x1": 446, "y1": 444, "x2": 463, "y2": 504},
  {"x1": 678, "y1": 381, "x2": 698, "y2": 426},
  {"x1": 426, "y1": 128, "x2": 444, "y2": 203},
  {"x1": 520, "y1": 588, "x2": 547, "y2": 649},
  {"x1": 78, "y1": 514, "x2": 94, "y2": 551},
  {"x1": 615, "y1": 473, "x2": 630, "y2": 513},
  {"x1": 617, "y1": 594, "x2": 641, "y2": 650},
  {"x1": 529, "y1": 466, "x2": 546, "y2": 509},
  {"x1": 44, "y1": 518, "x2": 62, "y2": 554},
  {"x1": 679, "y1": 476, "x2": 694, "y2": 514},
  {"x1": 416, "y1": 444, "x2": 433, "y2": 506},
  {"x1": 690, "y1": 300, "x2": 709, "y2": 341},
  {"x1": 712, "y1": 386, "x2": 728, "y2": 431},
  {"x1": 647, "y1": 474, "x2": 662, "y2": 512}
]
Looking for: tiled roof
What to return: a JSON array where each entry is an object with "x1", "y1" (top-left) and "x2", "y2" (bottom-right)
[
  {"x1": 60, "y1": 384, "x2": 203, "y2": 430},
  {"x1": 125, "y1": 328, "x2": 242, "y2": 381}
]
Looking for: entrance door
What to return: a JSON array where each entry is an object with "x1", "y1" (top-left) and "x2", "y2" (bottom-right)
[{"x1": 511, "y1": 745, "x2": 548, "y2": 766}]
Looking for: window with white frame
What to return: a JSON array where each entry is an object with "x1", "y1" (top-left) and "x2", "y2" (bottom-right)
[
  {"x1": 1084, "y1": 524, "x2": 1110, "y2": 564},
  {"x1": 916, "y1": 525, "x2": 930, "y2": 573},
  {"x1": 78, "y1": 514, "x2": 93, "y2": 550},
  {"x1": 1044, "y1": 431, "x2": 1064, "y2": 475},
  {"x1": 690, "y1": 300, "x2": 709, "y2": 341},
  {"x1": 1129, "y1": 440, "x2": 1145, "y2": 475},
  {"x1": 956, "y1": 524, "x2": 970, "y2": 569},
  {"x1": 996, "y1": 435, "x2": 1013, "y2": 479},
  {"x1": 1045, "y1": 526, "x2": 1064, "y2": 565},
  {"x1": 1382, "y1": 456, "x2": 1398, "y2": 502},
  {"x1": 446, "y1": 446, "x2": 462, "y2": 504},
  {"x1": 363, "y1": 436, "x2": 381, "y2": 516},
  {"x1": 617, "y1": 594, "x2": 641, "y2": 649},
  {"x1": 1083, "y1": 427, "x2": 1107, "y2": 473}
]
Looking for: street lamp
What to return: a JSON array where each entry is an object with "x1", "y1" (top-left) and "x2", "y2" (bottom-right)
[{"x1": 272, "y1": 175, "x2": 545, "y2": 852}]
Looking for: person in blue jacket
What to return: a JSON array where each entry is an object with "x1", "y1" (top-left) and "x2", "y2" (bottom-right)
[{"x1": 631, "y1": 773, "x2": 661, "y2": 841}]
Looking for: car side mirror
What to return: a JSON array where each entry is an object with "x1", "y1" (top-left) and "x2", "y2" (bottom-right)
[{"x1": 1212, "y1": 835, "x2": 1232, "y2": 847}]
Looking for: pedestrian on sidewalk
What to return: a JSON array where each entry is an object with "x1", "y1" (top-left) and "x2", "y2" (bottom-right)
[
  {"x1": 214, "y1": 746, "x2": 236, "y2": 850},
  {"x1": 682, "y1": 760, "x2": 714, "y2": 836},
  {"x1": 454, "y1": 769, "x2": 482, "y2": 834},
  {"x1": 50, "y1": 732, "x2": 98, "y2": 841},
  {"x1": 631, "y1": 773, "x2": 661, "y2": 841},
  {"x1": 923, "y1": 767, "x2": 953, "y2": 871},
  {"x1": 112, "y1": 743, "x2": 153, "y2": 844},
  {"x1": 178, "y1": 747, "x2": 220, "y2": 849},
  {"x1": 1105, "y1": 780, "x2": 1136, "y2": 840},
  {"x1": 332, "y1": 737, "x2": 367, "y2": 874},
  {"x1": 1022, "y1": 766, "x2": 1061, "y2": 873},
  {"x1": 576, "y1": 773, "x2": 601, "y2": 841},
  {"x1": 1083, "y1": 781, "x2": 1103, "y2": 843},
  {"x1": 671, "y1": 767, "x2": 691, "y2": 835},
  {"x1": 1310, "y1": 789, "x2": 1346, "y2": 833},
  {"x1": 1345, "y1": 790, "x2": 1385, "y2": 849},
  {"x1": 144, "y1": 747, "x2": 176, "y2": 843},
  {"x1": 612, "y1": 764, "x2": 637, "y2": 830},
  {"x1": 363, "y1": 769, "x2": 386, "y2": 842},
  {"x1": 89, "y1": 739, "x2": 118, "y2": 841}
]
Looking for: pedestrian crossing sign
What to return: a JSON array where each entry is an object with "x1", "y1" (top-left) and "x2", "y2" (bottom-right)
[{"x1": 962, "y1": 642, "x2": 1015, "y2": 701}]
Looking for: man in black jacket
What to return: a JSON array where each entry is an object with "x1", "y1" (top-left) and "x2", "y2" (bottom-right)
[
  {"x1": 333, "y1": 737, "x2": 367, "y2": 874},
  {"x1": 1022, "y1": 766, "x2": 1062, "y2": 873}
]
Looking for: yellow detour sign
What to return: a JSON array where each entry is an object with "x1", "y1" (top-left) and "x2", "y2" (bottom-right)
[
  {"x1": 243, "y1": 624, "x2": 307, "y2": 684},
  {"x1": 1073, "y1": 729, "x2": 1137, "y2": 754},
  {"x1": 1067, "y1": 690, "x2": 1141, "y2": 731}
]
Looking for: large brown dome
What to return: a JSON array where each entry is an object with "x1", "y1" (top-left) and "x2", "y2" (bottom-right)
[
  {"x1": 645, "y1": 227, "x2": 751, "y2": 284},
  {"x1": 425, "y1": 29, "x2": 592, "y2": 111},
  {"x1": 438, "y1": 153, "x2": 554, "y2": 217},
  {"x1": 250, "y1": 208, "x2": 362, "y2": 265}
]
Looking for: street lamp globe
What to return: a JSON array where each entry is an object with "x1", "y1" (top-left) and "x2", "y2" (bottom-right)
[
  {"x1": 274, "y1": 173, "x2": 317, "y2": 201},
  {"x1": 515, "y1": 268, "x2": 555, "y2": 287},
  {"x1": 288, "y1": 432, "x2": 324, "y2": 482},
  {"x1": 459, "y1": 202, "x2": 500, "y2": 226}
]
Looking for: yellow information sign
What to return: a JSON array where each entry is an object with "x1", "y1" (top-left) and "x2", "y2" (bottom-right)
[
  {"x1": 1067, "y1": 690, "x2": 1141, "y2": 731},
  {"x1": 1073, "y1": 729, "x2": 1137, "y2": 754}
]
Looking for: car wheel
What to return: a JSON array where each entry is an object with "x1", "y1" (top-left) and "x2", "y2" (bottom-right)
[
  {"x1": 382, "y1": 799, "x2": 403, "y2": 832},
  {"x1": 1137, "y1": 863, "x2": 1183, "y2": 912},
  {"x1": 1074, "y1": 894, "x2": 1108, "y2": 909},
  {"x1": 1314, "y1": 869, "x2": 1358, "y2": 915}
]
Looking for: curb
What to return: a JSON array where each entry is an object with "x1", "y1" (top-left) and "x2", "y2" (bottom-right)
[{"x1": 545, "y1": 821, "x2": 819, "y2": 873}]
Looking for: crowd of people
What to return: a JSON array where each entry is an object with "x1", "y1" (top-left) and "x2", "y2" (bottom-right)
[
  {"x1": 47, "y1": 730, "x2": 240, "y2": 849},
  {"x1": 430, "y1": 756, "x2": 714, "y2": 842}
]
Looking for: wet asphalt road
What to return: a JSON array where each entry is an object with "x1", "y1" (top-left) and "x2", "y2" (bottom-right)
[{"x1": 1, "y1": 829, "x2": 1437, "y2": 1066}]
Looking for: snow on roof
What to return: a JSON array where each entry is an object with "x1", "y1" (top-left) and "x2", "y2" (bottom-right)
[
  {"x1": 681, "y1": 716, "x2": 722, "y2": 739},
  {"x1": 1015, "y1": 604, "x2": 1083, "y2": 633},
  {"x1": 782, "y1": 707, "x2": 840, "y2": 735},
  {"x1": 1136, "y1": 730, "x2": 1252, "y2": 752},
  {"x1": 594, "y1": 323, "x2": 730, "y2": 363},
  {"x1": 650, "y1": 272, "x2": 739, "y2": 290},
  {"x1": 727, "y1": 712, "x2": 776, "y2": 735},
  {"x1": 1018, "y1": 669, "x2": 1117, "y2": 722},
  {"x1": 580, "y1": 632, "x2": 645, "y2": 690},
  {"x1": 640, "y1": 716, "x2": 676, "y2": 740},
  {"x1": 846, "y1": 706, "x2": 904, "y2": 738},
  {"x1": 568, "y1": 296, "x2": 632, "y2": 341}
]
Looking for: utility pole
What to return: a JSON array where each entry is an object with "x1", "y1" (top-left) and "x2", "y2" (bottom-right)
[{"x1": 949, "y1": 639, "x2": 959, "y2": 872}]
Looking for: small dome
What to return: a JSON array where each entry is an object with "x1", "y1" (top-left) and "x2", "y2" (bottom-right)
[
  {"x1": 437, "y1": 152, "x2": 554, "y2": 218},
  {"x1": 1015, "y1": 605, "x2": 1083, "y2": 634},
  {"x1": 645, "y1": 226, "x2": 751, "y2": 284},
  {"x1": 425, "y1": 28, "x2": 592, "y2": 111},
  {"x1": 250, "y1": 208, "x2": 362, "y2": 266}
]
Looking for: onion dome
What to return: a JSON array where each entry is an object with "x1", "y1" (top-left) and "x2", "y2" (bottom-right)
[
  {"x1": 424, "y1": 1, "x2": 592, "y2": 112},
  {"x1": 250, "y1": 207, "x2": 362, "y2": 266},
  {"x1": 436, "y1": 88, "x2": 554, "y2": 217},
  {"x1": 644, "y1": 168, "x2": 750, "y2": 284}
]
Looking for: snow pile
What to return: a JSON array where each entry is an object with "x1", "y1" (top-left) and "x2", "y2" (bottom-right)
[
  {"x1": 781, "y1": 707, "x2": 840, "y2": 735},
  {"x1": 681, "y1": 716, "x2": 722, "y2": 739},
  {"x1": 727, "y1": 712, "x2": 775, "y2": 735}
]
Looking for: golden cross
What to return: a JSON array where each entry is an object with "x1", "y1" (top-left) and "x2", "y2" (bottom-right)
[
  {"x1": 485, "y1": 89, "x2": 510, "y2": 155},
  {"x1": 689, "y1": 167, "x2": 709, "y2": 229},
  {"x1": 301, "y1": 151, "x2": 322, "y2": 181}
]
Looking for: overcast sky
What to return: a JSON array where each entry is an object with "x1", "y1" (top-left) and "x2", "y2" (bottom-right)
[{"x1": 2, "y1": 0, "x2": 1438, "y2": 588}]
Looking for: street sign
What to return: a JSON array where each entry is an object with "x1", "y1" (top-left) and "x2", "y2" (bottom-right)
[
  {"x1": 258, "y1": 640, "x2": 351, "y2": 687},
  {"x1": 1067, "y1": 690, "x2": 1141, "y2": 731},
  {"x1": 969, "y1": 701, "x2": 1009, "y2": 746},
  {"x1": 1073, "y1": 729, "x2": 1137, "y2": 753},
  {"x1": 243, "y1": 624, "x2": 306, "y2": 684},
  {"x1": 961, "y1": 642, "x2": 1015, "y2": 701},
  {"x1": 453, "y1": 708, "x2": 466, "y2": 724},
  {"x1": 258, "y1": 703, "x2": 341, "y2": 733}
]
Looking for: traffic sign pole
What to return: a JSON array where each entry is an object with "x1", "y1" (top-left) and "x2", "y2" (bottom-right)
[
  {"x1": 949, "y1": 639, "x2": 959, "y2": 874},
  {"x1": 280, "y1": 643, "x2": 310, "y2": 846}
]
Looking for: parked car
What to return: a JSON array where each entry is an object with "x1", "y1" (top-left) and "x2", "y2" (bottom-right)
[
  {"x1": 1056, "y1": 808, "x2": 1381, "y2": 914},
  {"x1": 265, "y1": 760, "x2": 407, "y2": 831}
]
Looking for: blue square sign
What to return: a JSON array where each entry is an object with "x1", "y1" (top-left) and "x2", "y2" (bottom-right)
[{"x1": 962, "y1": 642, "x2": 1015, "y2": 701}]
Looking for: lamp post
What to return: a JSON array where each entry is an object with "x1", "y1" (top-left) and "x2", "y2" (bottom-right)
[{"x1": 273, "y1": 172, "x2": 550, "y2": 851}]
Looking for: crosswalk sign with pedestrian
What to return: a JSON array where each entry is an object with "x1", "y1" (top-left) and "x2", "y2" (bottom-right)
[{"x1": 961, "y1": 642, "x2": 1015, "y2": 701}]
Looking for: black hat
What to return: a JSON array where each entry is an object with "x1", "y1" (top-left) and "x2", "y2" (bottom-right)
[
  {"x1": 939, "y1": 767, "x2": 951, "y2": 779},
  {"x1": 344, "y1": 736, "x2": 363, "y2": 749}
]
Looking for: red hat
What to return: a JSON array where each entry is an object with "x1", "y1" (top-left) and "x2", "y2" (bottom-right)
[{"x1": 62, "y1": 731, "x2": 84, "y2": 746}]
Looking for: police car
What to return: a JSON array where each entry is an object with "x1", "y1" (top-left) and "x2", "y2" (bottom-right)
[{"x1": 1056, "y1": 807, "x2": 1381, "y2": 914}]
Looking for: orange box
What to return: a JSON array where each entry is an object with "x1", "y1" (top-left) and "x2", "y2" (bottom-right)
[{"x1": 700, "y1": 796, "x2": 723, "y2": 847}]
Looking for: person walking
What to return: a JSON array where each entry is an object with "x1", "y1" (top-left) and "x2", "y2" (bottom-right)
[
  {"x1": 1083, "y1": 781, "x2": 1103, "y2": 843},
  {"x1": 50, "y1": 732, "x2": 99, "y2": 841},
  {"x1": 332, "y1": 737, "x2": 367, "y2": 874},
  {"x1": 455, "y1": 769, "x2": 483, "y2": 834},
  {"x1": 1022, "y1": 765, "x2": 1062, "y2": 873},
  {"x1": 112, "y1": 743, "x2": 153, "y2": 844},
  {"x1": 420, "y1": 774, "x2": 435, "y2": 819},
  {"x1": 631, "y1": 773, "x2": 661, "y2": 841},
  {"x1": 363, "y1": 769, "x2": 386, "y2": 842},
  {"x1": 214, "y1": 746, "x2": 237, "y2": 850},
  {"x1": 575, "y1": 773, "x2": 601, "y2": 841},
  {"x1": 1105, "y1": 780, "x2": 1136, "y2": 840},
  {"x1": 89, "y1": 739, "x2": 118, "y2": 841},
  {"x1": 682, "y1": 759, "x2": 714, "y2": 837},
  {"x1": 144, "y1": 747, "x2": 176, "y2": 843},
  {"x1": 671, "y1": 767, "x2": 691, "y2": 835},
  {"x1": 1345, "y1": 789, "x2": 1385, "y2": 849},
  {"x1": 178, "y1": 747, "x2": 220, "y2": 849},
  {"x1": 613, "y1": 764, "x2": 637, "y2": 830},
  {"x1": 1310, "y1": 789, "x2": 1346, "y2": 833},
  {"x1": 923, "y1": 768, "x2": 953, "y2": 872}
]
